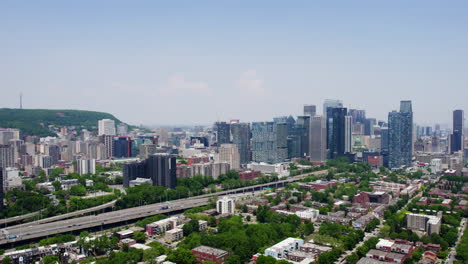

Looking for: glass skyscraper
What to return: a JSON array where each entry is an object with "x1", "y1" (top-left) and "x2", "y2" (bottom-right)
[
  {"x1": 450, "y1": 109, "x2": 464, "y2": 153},
  {"x1": 230, "y1": 123, "x2": 251, "y2": 164},
  {"x1": 388, "y1": 101, "x2": 413, "y2": 169},
  {"x1": 251, "y1": 122, "x2": 287, "y2": 163}
]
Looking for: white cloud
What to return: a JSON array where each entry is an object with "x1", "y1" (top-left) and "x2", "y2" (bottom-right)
[
  {"x1": 237, "y1": 70, "x2": 265, "y2": 96},
  {"x1": 160, "y1": 74, "x2": 209, "y2": 95}
]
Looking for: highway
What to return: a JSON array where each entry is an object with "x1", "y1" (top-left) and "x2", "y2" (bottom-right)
[
  {"x1": 5, "y1": 199, "x2": 117, "y2": 229},
  {"x1": 1, "y1": 210, "x2": 45, "y2": 226},
  {"x1": 0, "y1": 170, "x2": 327, "y2": 245}
]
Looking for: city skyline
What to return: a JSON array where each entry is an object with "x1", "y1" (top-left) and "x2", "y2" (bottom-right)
[{"x1": 1, "y1": 1, "x2": 467, "y2": 126}]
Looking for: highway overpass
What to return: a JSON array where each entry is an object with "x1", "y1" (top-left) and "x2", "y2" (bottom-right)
[{"x1": 0, "y1": 169, "x2": 326, "y2": 246}]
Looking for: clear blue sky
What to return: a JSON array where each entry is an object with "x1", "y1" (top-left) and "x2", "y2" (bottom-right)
[{"x1": 1, "y1": 1, "x2": 467, "y2": 126}]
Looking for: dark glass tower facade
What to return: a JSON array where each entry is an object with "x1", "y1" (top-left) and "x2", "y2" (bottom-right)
[
  {"x1": 113, "y1": 136, "x2": 132, "y2": 158},
  {"x1": 388, "y1": 101, "x2": 413, "y2": 169},
  {"x1": 123, "y1": 154, "x2": 177, "y2": 188},
  {"x1": 230, "y1": 123, "x2": 251, "y2": 164},
  {"x1": 450, "y1": 110, "x2": 464, "y2": 153},
  {"x1": 251, "y1": 122, "x2": 288, "y2": 163},
  {"x1": 326, "y1": 107, "x2": 348, "y2": 159},
  {"x1": 214, "y1": 122, "x2": 231, "y2": 145}
]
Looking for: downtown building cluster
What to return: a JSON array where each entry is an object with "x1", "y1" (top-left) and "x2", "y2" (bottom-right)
[{"x1": 1, "y1": 100, "x2": 466, "y2": 205}]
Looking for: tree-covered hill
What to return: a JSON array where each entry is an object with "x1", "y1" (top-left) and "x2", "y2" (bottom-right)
[{"x1": 0, "y1": 108, "x2": 124, "y2": 137}]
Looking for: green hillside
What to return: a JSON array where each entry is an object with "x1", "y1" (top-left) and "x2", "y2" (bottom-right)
[{"x1": 0, "y1": 108, "x2": 124, "y2": 137}]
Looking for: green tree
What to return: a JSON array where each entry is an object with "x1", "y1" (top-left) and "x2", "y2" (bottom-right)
[
  {"x1": 70, "y1": 185, "x2": 87, "y2": 196},
  {"x1": 132, "y1": 232, "x2": 147, "y2": 243},
  {"x1": 167, "y1": 248, "x2": 197, "y2": 264},
  {"x1": 2, "y1": 256, "x2": 12, "y2": 264},
  {"x1": 43, "y1": 256, "x2": 60, "y2": 264}
]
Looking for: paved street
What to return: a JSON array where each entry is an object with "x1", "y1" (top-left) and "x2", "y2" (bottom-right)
[{"x1": 446, "y1": 217, "x2": 466, "y2": 264}]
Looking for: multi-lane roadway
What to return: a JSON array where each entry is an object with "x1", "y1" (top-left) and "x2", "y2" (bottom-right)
[{"x1": 0, "y1": 170, "x2": 327, "y2": 245}]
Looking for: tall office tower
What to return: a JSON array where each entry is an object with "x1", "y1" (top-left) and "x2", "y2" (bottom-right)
[
  {"x1": 349, "y1": 109, "x2": 366, "y2": 124},
  {"x1": 117, "y1": 123, "x2": 129, "y2": 136},
  {"x1": 296, "y1": 116, "x2": 311, "y2": 157},
  {"x1": 309, "y1": 116, "x2": 327, "y2": 162},
  {"x1": 230, "y1": 123, "x2": 251, "y2": 164},
  {"x1": 218, "y1": 144, "x2": 240, "y2": 170},
  {"x1": 0, "y1": 129, "x2": 20, "y2": 145},
  {"x1": 102, "y1": 135, "x2": 115, "y2": 159},
  {"x1": 364, "y1": 118, "x2": 376, "y2": 136},
  {"x1": 450, "y1": 110, "x2": 464, "y2": 153},
  {"x1": 326, "y1": 107, "x2": 348, "y2": 159},
  {"x1": 0, "y1": 145, "x2": 15, "y2": 169},
  {"x1": 388, "y1": 101, "x2": 413, "y2": 169},
  {"x1": 251, "y1": 122, "x2": 288, "y2": 164},
  {"x1": 98, "y1": 119, "x2": 116, "y2": 136},
  {"x1": 78, "y1": 159, "x2": 96, "y2": 175},
  {"x1": 273, "y1": 116, "x2": 296, "y2": 132},
  {"x1": 345, "y1": 116, "x2": 353, "y2": 153},
  {"x1": 287, "y1": 134, "x2": 301, "y2": 159},
  {"x1": 123, "y1": 160, "x2": 147, "y2": 187},
  {"x1": 380, "y1": 127, "x2": 389, "y2": 153},
  {"x1": 146, "y1": 154, "x2": 177, "y2": 189},
  {"x1": 303, "y1": 104, "x2": 317, "y2": 116},
  {"x1": 425, "y1": 126, "x2": 433, "y2": 137},
  {"x1": 214, "y1": 122, "x2": 231, "y2": 145},
  {"x1": 323, "y1": 99, "x2": 343, "y2": 120},
  {"x1": 434, "y1": 124, "x2": 441, "y2": 137},
  {"x1": 113, "y1": 136, "x2": 132, "y2": 158}
]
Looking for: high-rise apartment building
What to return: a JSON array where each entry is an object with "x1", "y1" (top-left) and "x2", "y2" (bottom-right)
[
  {"x1": 214, "y1": 122, "x2": 231, "y2": 145},
  {"x1": 0, "y1": 129, "x2": 20, "y2": 145},
  {"x1": 388, "y1": 101, "x2": 413, "y2": 169},
  {"x1": 101, "y1": 135, "x2": 114, "y2": 159},
  {"x1": 326, "y1": 107, "x2": 348, "y2": 159},
  {"x1": 406, "y1": 213, "x2": 441, "y2": 235},
  {"x1": 117, "y1": 123, "x2": 129, "y2": 136},
  {"x1": 309, "y1": 116, "x2": 327, "y2": 162},
  {"x1": 78, "y1": 159, "x2": 96, "y2": 175},
  {"x1": 98, "y1": 119, "x2": 116, "y2": 136},
  {"x1": 217, "y1": 196, "x2": 235, "y2": 215},
  {"x1": 218, "y1": 144, "x2": 240, "y2": 170},
  {"x1": 230, "y1": 123, "x2": 251, "y2": 164},
  {"x1": 303, "y1": 104, "x2": 317, "y2": 116},
  {"x1": 251, "y1": 122, "x2": 288, "y2": 164},
  {"x1": 450, "y1": 110, "x2": 464, "y2": 153},
  {"x1": 0, "y1": 145, "x2": 15, "y2": 169}
]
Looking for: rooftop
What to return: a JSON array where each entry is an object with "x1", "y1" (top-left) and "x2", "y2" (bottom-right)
[{"x1": 192, "y1": 246, "x2": 228, "y2": 257}]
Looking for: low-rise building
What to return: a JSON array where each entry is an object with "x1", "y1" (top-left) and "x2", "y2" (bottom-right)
[
  {"x1": 264, "y1": 238, "x2": 304, "y2": 259},
  {"x1": 198, "y1": 220, "x2": 208, "y2": 231},
  {"x1": 192, "y1": 246, "x2": 229, "y2": 264},
  {"x1": 165, "y1": 228, "x2": 183, "y2": 243}
]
